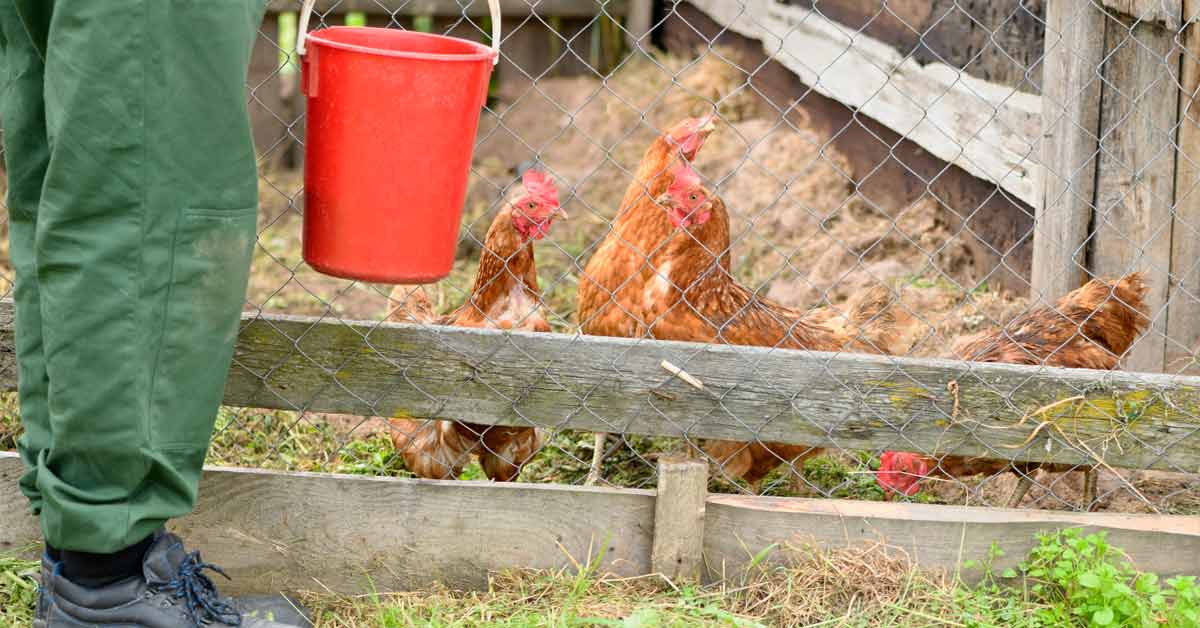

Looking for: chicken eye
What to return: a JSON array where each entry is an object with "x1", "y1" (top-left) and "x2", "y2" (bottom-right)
[
  {"x1": 689, "y1": 193, "x2": 699, "y2": 202},
  {"x1": 527, "y1": 202, "x2": 538, "y2": 210}
]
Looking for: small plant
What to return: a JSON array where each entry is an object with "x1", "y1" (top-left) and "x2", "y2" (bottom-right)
[{"x1": 1018, "y1": 528, "x2": 1199, "y2": 627}]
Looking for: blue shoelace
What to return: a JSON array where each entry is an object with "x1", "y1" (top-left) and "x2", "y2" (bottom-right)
[{"x1": 159, "y1": 551, "x2": 242, "y2": 626}]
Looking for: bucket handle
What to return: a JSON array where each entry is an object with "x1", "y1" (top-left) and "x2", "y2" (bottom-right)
[{"x1": 295, "y1": 0, "x2": 502, "y2": 65}]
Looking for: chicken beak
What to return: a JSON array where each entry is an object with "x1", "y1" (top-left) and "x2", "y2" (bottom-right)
[
  {"x1": 698, "y1": 113, "x2": 717, "y2": 134},
  {"x1": 554, "y1": 206, "x2": 569, "y2": 220}
]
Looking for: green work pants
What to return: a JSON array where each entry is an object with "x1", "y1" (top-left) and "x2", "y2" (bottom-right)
[{"x1": 0, "y1": 0, "x2": 266, "y2": 553}]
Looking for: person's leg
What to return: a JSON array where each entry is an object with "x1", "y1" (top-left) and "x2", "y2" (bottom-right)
[
  {"x1": 12, "y1": 0, "x2": 305, "y2": 625},
  {"x1": 35, "y1": 0, "x2": 263, "y2": 554},
  {"x1": 1, "y1": 0, "x2": 52, "y2": 520}
]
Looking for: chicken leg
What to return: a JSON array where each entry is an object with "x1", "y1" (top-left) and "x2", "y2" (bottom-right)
[{"x1": 586, "y1": 432, "x2": 608, "y2": 486}]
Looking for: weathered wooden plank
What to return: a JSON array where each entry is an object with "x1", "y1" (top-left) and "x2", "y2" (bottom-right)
[
  {"x1": 651, "y1": 458, "x2": 707, "y2": 581},
  {"x1": 624, "y1": 0, "x2": 653, "y2": 50},
  {"x1": 1092, "y1": 14, "x2": 1180, "y2": 373},
  {"x1": 7, "y1": 450, "x2": 1198, "y2": 595},
  {"x1": 1033, "y1": 0, "x2": 1107, "y2": 306},
  {"x1": 1168, "y1": 2, "x2": 1200, "y2": 375},
  {"x1": 0, "y1": 452, "x2": 39, "y2": 557},
  {"x1": 686, "y1": 0, "x2": 1041, "y2": 208},
  {"x1": 703, "y1": 495, "x2": 1200, "y2": 583},
  {"x1": 0, "y1": 452, "x2": 654, "y2": 595},
  {"x1": 0, "y1": 301, "x2": 1197, "y2": 471},
  {"x1": 1099, "y1": 0, "x2": 1183, "y2": 29},
  {"x1": 778, "y1": 0, "x2": 1047, "y2": 90},
  {"x1": 265, "y1": 0, "x2": 627, "y2": 18}
]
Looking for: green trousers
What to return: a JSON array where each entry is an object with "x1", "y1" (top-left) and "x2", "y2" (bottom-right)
[{"x1": 1, "y1": 0, "x2": 266, "y2": 553}]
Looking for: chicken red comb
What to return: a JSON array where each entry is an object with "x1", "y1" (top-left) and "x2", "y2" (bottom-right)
[
  {"x1": 668, "y1": 163, "x2": 702, "y2": 199},
  {"x1": 522, "y1": 169, "x2": 560, "y2": 208}
]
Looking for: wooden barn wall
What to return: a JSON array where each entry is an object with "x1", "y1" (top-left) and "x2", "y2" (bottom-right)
[
  {"x1": 780, "y1": 0, "x2": 1047, "y2": 92},
  {"x1": 663, "y1": 1, "x2": 1036, "y2": 294}
]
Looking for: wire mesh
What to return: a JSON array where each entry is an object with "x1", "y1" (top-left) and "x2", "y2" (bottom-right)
[{"x1": 1, "y1": 0, "x2": 1198, "y2": 517}]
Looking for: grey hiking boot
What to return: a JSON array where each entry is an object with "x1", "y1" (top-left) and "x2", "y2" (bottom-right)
[{"x1": 35, "y1": 531, "x2": 311, "y2": 627}]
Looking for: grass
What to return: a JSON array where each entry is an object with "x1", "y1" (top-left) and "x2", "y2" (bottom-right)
[{"x1": 2, "y1": 531, "x2": 1195, "y2": 627}]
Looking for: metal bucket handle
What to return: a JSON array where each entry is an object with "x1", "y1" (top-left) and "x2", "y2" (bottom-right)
[{"x1": 295, "y1": 0, "x2": 502, "y2": 65}]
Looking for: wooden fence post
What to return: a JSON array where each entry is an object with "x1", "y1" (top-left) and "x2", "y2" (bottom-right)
[
  {"x1": 651, "y1": 458, "x2": 707, "y2": 582},
  {"x1": 1168, "y1": 0, "x2": 1200, "y2": 374},
  {"x1": 625, "y1": 0, "x2": 653, "y2": 51},
  {"x1": 1036, "y1": 0, "x2": 1183, "y2": 373},
  {"x1": 1033, "y1": 0, "x2": 1106, "y2": 305}
]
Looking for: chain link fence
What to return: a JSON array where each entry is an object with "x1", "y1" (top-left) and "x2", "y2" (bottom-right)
[{"x1": 2, "y1": 0, "x2": 1198, "y2": 517}]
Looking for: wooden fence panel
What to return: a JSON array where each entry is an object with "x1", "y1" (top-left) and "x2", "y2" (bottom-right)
[{"x1": 0, "y1": 302, "x2": 1197, "y2": 472}]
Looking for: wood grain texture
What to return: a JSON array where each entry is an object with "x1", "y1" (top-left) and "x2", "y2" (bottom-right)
[
  {"x1": 1099, "y1": 0, "x2": 1183, "y2": 29},
  {"x1": 625, "y1": 0, "x2": 653, "y2": 50},
  {"x1": 686, "y1": 0, "x2": 1042, "y2": 207},
  {"x1": 267, "y1": 0, "x2": 628, "y2": 18},
  {"x1": 6, "y1": 451, "x2": 1196, "y2": 593},
  {"x1": 778, "y1": 0, "x2": 1047, "y2": 90},
  {"x1": 0, "y1": 302, "x2": 1196, "y2": 471},
  {"x1": 0, "y1": 452, "x2": 653, "y2": 594},
  {"x1": 1092, "y1": 14, "x2": 1180, "y2": 373},
  {"x1": 1168, "y1": 2, "x2": 1200, "y2": 375},
  {"x1": 703, "y1": 495, "x2": 1200, "y2": 583},
  {"x1": 651, "y1": 459, "x2": 707, "y2": 581},
  {"x1": 0, "y1": 452, "x2": 39, "y2": 558},
  {"x1": 1033, "y1": 0, "x2": 1107, "y2": 306}
]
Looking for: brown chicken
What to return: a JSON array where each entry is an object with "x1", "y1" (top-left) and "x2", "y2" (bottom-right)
[
  {"x1": 577, "y1": 115, "x2": 716, "y2": 483},
  {"x1": 647, "y1": 163, "x2": 919, "y2": 489},
  {"x1": 386, "y1": 169, "x2": 566, "y2": 481},
  {"x1": 876, "y1": 272, "x2": 1149, "y2": 509}
]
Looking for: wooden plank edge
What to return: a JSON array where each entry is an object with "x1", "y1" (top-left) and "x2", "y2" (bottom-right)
[
  {"x1": 0, "y1": 451, "x2": 655, "y2": 595},
  {"x1": 703, "y1": 494, "x2": 1200, "y2": 583},
  {"x1": 1, "y1": 300, "x2": 1198, "y2": 472}
]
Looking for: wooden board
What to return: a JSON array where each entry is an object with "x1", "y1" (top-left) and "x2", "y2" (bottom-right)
[
  {"x1": 685, "y1": 0, "x2": 1042, "y2": 208},
  {"x1": 266, "y1": 0, "x2": 628, "y2": 18},
  {"x1": 1091, "y1": 15, "x2": 1180, "y2": 373},
  {"x1": 651, "y1": 459, "x2": 707, "y2": 581},
  {"x1": 778, "y1": 0, "x2": 1047, "y2": 90},
  {"x1": 703, "y1": 494, "x2": 1200, "y2": 583},
  {"x1": 1168, "y1": 2, "x2": 1200, "y2": 375},
  {"x1": 0, "y1": 452, "x2": 654, "y2": 594},
  {"x1": 1032, "y1": 0, "x2": 1107, "y2": 305},
  {"x1": 6, "y1": 451, "x2": 1196, "y2": 594},
  {"x1": 1099, "y1": 0, "x2": 1183, "y2": 29},
  {"x1": 0, "y1": 302, "x2": 1197, "y2": 472}
]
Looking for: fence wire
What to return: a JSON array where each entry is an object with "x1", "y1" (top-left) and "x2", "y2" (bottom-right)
[{"x1": 2, "y1": 0, "x2": 1198, "y2": 517}]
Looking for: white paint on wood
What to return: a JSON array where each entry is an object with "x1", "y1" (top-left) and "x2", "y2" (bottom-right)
[{"x1": 686, "y1": 0, "x2": 1042, "y2": 207}]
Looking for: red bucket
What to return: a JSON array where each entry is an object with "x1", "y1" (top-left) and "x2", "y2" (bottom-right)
[{"x1": 297, "y1": 1, "x2": 499, "y2": 283}]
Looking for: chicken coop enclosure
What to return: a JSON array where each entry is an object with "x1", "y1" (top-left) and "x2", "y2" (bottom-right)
[{"x1": 2, "y1": 0, "x2": 1200, "y2": 594}]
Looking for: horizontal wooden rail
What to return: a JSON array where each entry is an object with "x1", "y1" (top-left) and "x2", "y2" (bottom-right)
[
  {"x1": 3, "y1": 452, "x2": 1196, "y2": 594},
  {"x1": 265, "y1": 0, "x2": 627, "y2": 18},
  {"x1": 0, "y1": 301, "x2": 1197, "y2": 471}
]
